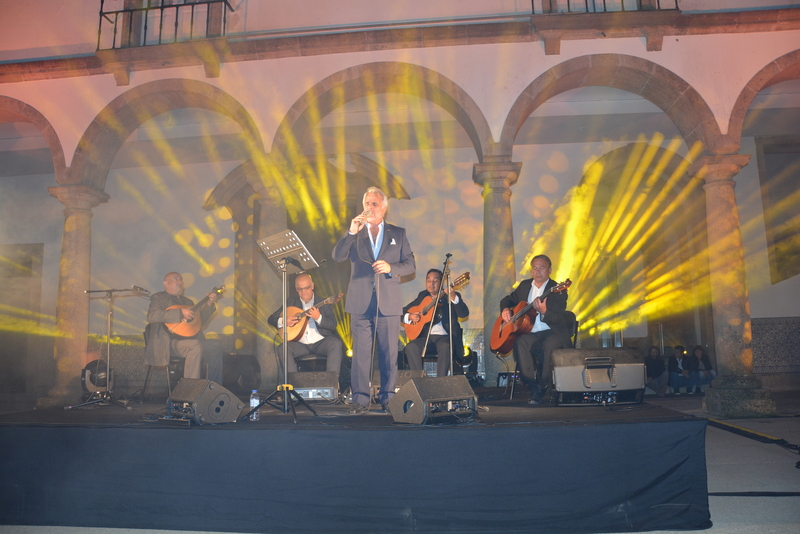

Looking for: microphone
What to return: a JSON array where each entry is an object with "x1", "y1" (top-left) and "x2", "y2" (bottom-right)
[{"x1": 132, "y1": 285, "x2": 150, "y2": 294}]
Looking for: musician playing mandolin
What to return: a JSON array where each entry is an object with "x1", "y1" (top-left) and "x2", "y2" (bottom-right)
[
  {"x1": 403, "y1": 269, "x2": 469, "y2": 378},
  {"x1": 499, "y1": 255, "x2": 571, "y2": 405},
  {"x1": 145, "y1": 272, "x2": 223, "y2": 383},
  {"x1": 267, "y1": 273, "x2": 344, "y2": 377}
]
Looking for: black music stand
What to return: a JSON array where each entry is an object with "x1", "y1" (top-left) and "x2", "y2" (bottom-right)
[
  {"x1": 242, "y1": 229, "x2": 319, "y2": 423},
  {"x1": 65, "y1": 287, "x2": 145, "y2": 410}
]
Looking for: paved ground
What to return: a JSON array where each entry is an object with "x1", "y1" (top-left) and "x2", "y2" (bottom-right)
[{"x1": 1, "y1": 391, "x2": 798, "y2": 534}]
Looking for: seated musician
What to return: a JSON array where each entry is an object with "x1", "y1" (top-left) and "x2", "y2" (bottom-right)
[
  {"x1": 146, "y1": 271, "x2": 223, "y2": 383},
  {"x1": 403, "y1": 269, "x2": 469, "y2": 378},
  {"x1": 499, "y1": 255, "x2": 571, "y2": 404},
  {"x1": 267, "y1": 273, "x2": 344, "y2": 376}
]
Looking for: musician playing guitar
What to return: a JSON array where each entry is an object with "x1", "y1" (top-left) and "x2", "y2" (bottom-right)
[
  {"x1": 145, "y1": 272, "x2": 223, "y2": 383},
  {"x1": 267, "y1": 273, "x2": 344, "y2": 377},
  {"x1": 402, "y1": 268, "x2": 470, "y2": 378},
  {"x1": 498, "y1": 255, "x2": 571, "y2": 405}
]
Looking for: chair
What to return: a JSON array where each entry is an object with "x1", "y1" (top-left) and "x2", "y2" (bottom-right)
[{"x1": 509, "y1": 310, "x2": 579, "y2": 400}]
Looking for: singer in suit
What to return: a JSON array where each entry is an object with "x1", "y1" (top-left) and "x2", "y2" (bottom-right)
[{"x1": 332, "y1": 187, "x2": 416, "y2": 414}]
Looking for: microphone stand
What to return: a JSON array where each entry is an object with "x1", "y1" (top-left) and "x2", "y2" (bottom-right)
[
  {"x1": 420, "y1": 253, "x2": 454, "y2": 377},
  {"x1": 65, "y1": 287, "x2": 141, "y2": 410}
]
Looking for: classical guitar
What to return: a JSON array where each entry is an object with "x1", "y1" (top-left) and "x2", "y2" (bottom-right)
[
  {"x1": 165, "y1": 285, "x2": 225, "y2": 338},
  {"x1": 278, "y1": 293, "x2": 344, "y2": 342},
  {"x1": 403, "y1": 272, "x2": 470, "y2": 341},
  {"x1": 489, "y1": 279, "x2": 571, "y2": 354}
]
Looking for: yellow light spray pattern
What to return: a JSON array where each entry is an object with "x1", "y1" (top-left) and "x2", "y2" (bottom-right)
[
  {"x1": 523, "y1": 137, "x2": 708, "y2": 338},
  {"x1": 0, "y1": 303, "x2": 62, "y2": 337}
]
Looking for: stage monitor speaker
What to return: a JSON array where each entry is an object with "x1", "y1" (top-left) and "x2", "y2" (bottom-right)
[
  {"x1": 387, "y1": 375, "x2": 477, "y2": 425},
  {"x1": 551, "y1": 348, "x2": 646, "y2": 406},
  {"x1": 287, "y1": 371, "x2": 339, "y2": 400},
  {"x1": 166, "y1": 378, "x2": 244, "y2": 424},
  {"x1": 371, "y1": 369, "x2": 425, "y2": 400}
]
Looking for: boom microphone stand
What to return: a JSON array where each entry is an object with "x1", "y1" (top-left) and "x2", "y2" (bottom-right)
[
  {"x1": 65, "y1": 286, "x2": 145, "y2": 410},
  {"x1": 242, "y1": 229, "x2": 319, "y2": 423}
]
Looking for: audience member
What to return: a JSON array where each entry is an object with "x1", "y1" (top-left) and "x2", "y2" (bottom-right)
[{"x1": 644, "y1": 345, "x2": 668, "y2": 397}]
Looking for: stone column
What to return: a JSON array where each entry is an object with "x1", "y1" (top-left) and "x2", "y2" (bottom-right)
[
  {"x1": 689, "y1": 155, "x2": 776, "y2": 417},
  {"x1": 473, "y1": 160, "x2": 521, "y2": 387},
  {"x1": 46, "y1": 184, "x2": 110, "y2": 402}
]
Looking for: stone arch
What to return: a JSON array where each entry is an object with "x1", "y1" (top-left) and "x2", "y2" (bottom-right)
[
  {"x1": 727, "y1": 48, "x2": 800, "y2": 147},
  {"x1": 271, "y1": 61, "x2": 494, "y2": 163},
  {"x1": 499, "y1": 54, "x2": 726, "y2": 157},
  {"x1": 69, "y1": 79, "x2": 265, "y2": 190},
  {"x1": 0, "y1": 96, "x2": 67, "y2": 183}
]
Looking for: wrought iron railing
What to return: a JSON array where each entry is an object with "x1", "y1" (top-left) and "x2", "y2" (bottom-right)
[
  {"x1": 97, "y1": 0, "x2": 234, "y2": 51},
  {"x1": 536, "y1": 0, "x2": 678, "y2": 13}
]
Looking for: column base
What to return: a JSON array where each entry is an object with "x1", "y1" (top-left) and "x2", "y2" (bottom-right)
[{"x1": 703, "y1": 385, "x2": 777, "y2": 418}]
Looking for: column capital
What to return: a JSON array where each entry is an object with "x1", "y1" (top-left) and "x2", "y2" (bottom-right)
[
  {"x1": 687, "y1": 154, "x2": 751, "y2": 185},
  {"x1": 48, "y1": 184, "x2": 110, "y2": 210},
  {"x1": 472, "y1": 161, "x2": 522, "y2": 189}
]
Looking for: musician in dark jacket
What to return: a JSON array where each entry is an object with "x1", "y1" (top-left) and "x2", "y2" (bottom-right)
[
  {"x1": 402, "y1": 268, "x2": 469, "y2": 377},
  {"x1": 146, "y1": 271, "x2": 223, "y2": 383},
  {"x1": 267, "y1": 273, "x2": 343, "y2": 375},
  {"x1": 499, "y1": 255, "x2": 570, "y2": 404}
]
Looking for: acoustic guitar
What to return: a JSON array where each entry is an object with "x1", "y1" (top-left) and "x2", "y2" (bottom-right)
[
  {"x1": 489, "y1": 279, "x2": 571, "y2": 354},
  {"x1": 165, "y1": 285, "x2": 225, "y2": 338},
  {"x1": 403, "y1": 272, "x2": 470, "y2": 341},
  {"x1": 278, "y1": 293, "x2": 344, "y2": 342}
]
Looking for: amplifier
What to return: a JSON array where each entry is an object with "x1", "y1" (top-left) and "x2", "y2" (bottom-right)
[
  {"x1": 287, "y1": 371, "x2": 339, "y2": 401},
  {"x1": 551, "y1": 348, "x2": 646, "y2": 406}
]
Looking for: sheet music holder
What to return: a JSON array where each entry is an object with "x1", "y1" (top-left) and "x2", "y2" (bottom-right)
[
  {"x1": 245, "y1": 229, "x2": 319, "y2": 422},
  {"x1": 257, "y1": 230, "x2": 319, "y2": 276}
]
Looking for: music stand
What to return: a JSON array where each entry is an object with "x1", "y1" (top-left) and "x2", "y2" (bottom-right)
[
  {"x1": 65, "y1": 287, "x2": 143, "y2": 410},
  {"x1": 242, "y1": 229, "x2": 319, "y2": 423}
]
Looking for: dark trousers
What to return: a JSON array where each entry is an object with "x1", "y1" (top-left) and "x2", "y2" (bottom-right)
[
  {"x1": 404, "y1": 334, "x2": 452, "y2": 377},
  {"x1": 351, "y1": 293, "x2": 400, "y2": 407},
  {"x1": 513, "y1": 329, "x2": 562, "y2": 390},
  {"x1": 277, "y1": 336, "x2": 344, "y2": 373}
]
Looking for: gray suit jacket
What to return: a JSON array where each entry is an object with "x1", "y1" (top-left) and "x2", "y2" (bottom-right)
[
  {"x1": 145, "y1": 291, "x2": 216, "y2": 366},
  {"x1": 332, "y1": 223, "x2": 415, "y2": 316}
]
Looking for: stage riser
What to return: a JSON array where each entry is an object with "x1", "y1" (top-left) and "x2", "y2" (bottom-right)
[{"x1": 0, "y1": 420, "x2": 710, "y2": 533}]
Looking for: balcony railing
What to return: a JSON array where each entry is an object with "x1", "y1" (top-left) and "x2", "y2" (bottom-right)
[
  {"x1": 97, "y1": 0, "x2": 234, "y2": 51},
  {"x1": 535, "y1": 0, "x2": 678, "y2": 13}
]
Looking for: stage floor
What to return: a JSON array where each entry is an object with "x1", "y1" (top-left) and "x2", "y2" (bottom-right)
[
  {"x1": 0, "y1": 386, "x2": 696, "y2": 428},
  {"x1": 0, "y1": 387, "x2": 711, "y2": 534}
]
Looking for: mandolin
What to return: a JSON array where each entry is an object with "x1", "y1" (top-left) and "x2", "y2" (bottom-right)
[
  {"x1": 489, "y1": 279, "x2": 571, "y2": 354},
  {"x1": 403, "y1": 272, "x2": 470, "y2": 341},
  {"x1": 278, "y1": 293, "x2": 344, "y2": 342},
  {"x1": 165, "y1": 285, "x2": 225, "y2": 338}
]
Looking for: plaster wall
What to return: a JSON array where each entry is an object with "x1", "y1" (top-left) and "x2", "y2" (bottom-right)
[{"x1": 1, "y1": 30, "x2": 799, "y2": 168}]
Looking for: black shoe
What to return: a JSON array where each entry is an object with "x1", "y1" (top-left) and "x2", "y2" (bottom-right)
[
  {"x1": 380, "y1": 403, "x2": 391, "y2": 414},
  {"x1": 527, "y1": 387, "x2": 543, "y2": 405},
  {"x1": 349, "y1": 404, "x2": 368, "y2": 415}
]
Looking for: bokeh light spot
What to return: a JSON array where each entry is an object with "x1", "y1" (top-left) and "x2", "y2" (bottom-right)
[
  {"x1": 219, "y1": 257, "x2": 231, "y2": 269},
  {"x1": 539, "y1": 174, "x2": 560, "y2": 194},
  {"x1": 218, "y1": 238, "x2": 231, "y2": 248},
  {"x1": 174, "y1": 229, "x2": 193, "y2": 245},
  {"x1": 222, "y1": 306, "x2": 234, "y2": 317},
  {"x1": 547, "y1": 151, "x2": 569, "y2": 173}
]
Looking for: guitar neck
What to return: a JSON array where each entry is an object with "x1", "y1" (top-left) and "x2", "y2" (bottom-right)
[{"x1": 509, "y1": 286, "x2": 554, "y2": 323}]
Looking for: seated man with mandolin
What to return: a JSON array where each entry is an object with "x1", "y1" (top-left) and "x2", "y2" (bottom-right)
[
  {"x1": 497, "y1": 255, "x2": 571, "y2": 405},
  {"x1": 267, "y1": 273, "x2": 344, "y2": 377},
  {"x1": 403, "y1": 269, "x2": 470, "y2": 378},
  {"x1": 145, "y1": 272, "x2": 223, "y2": 383}
]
